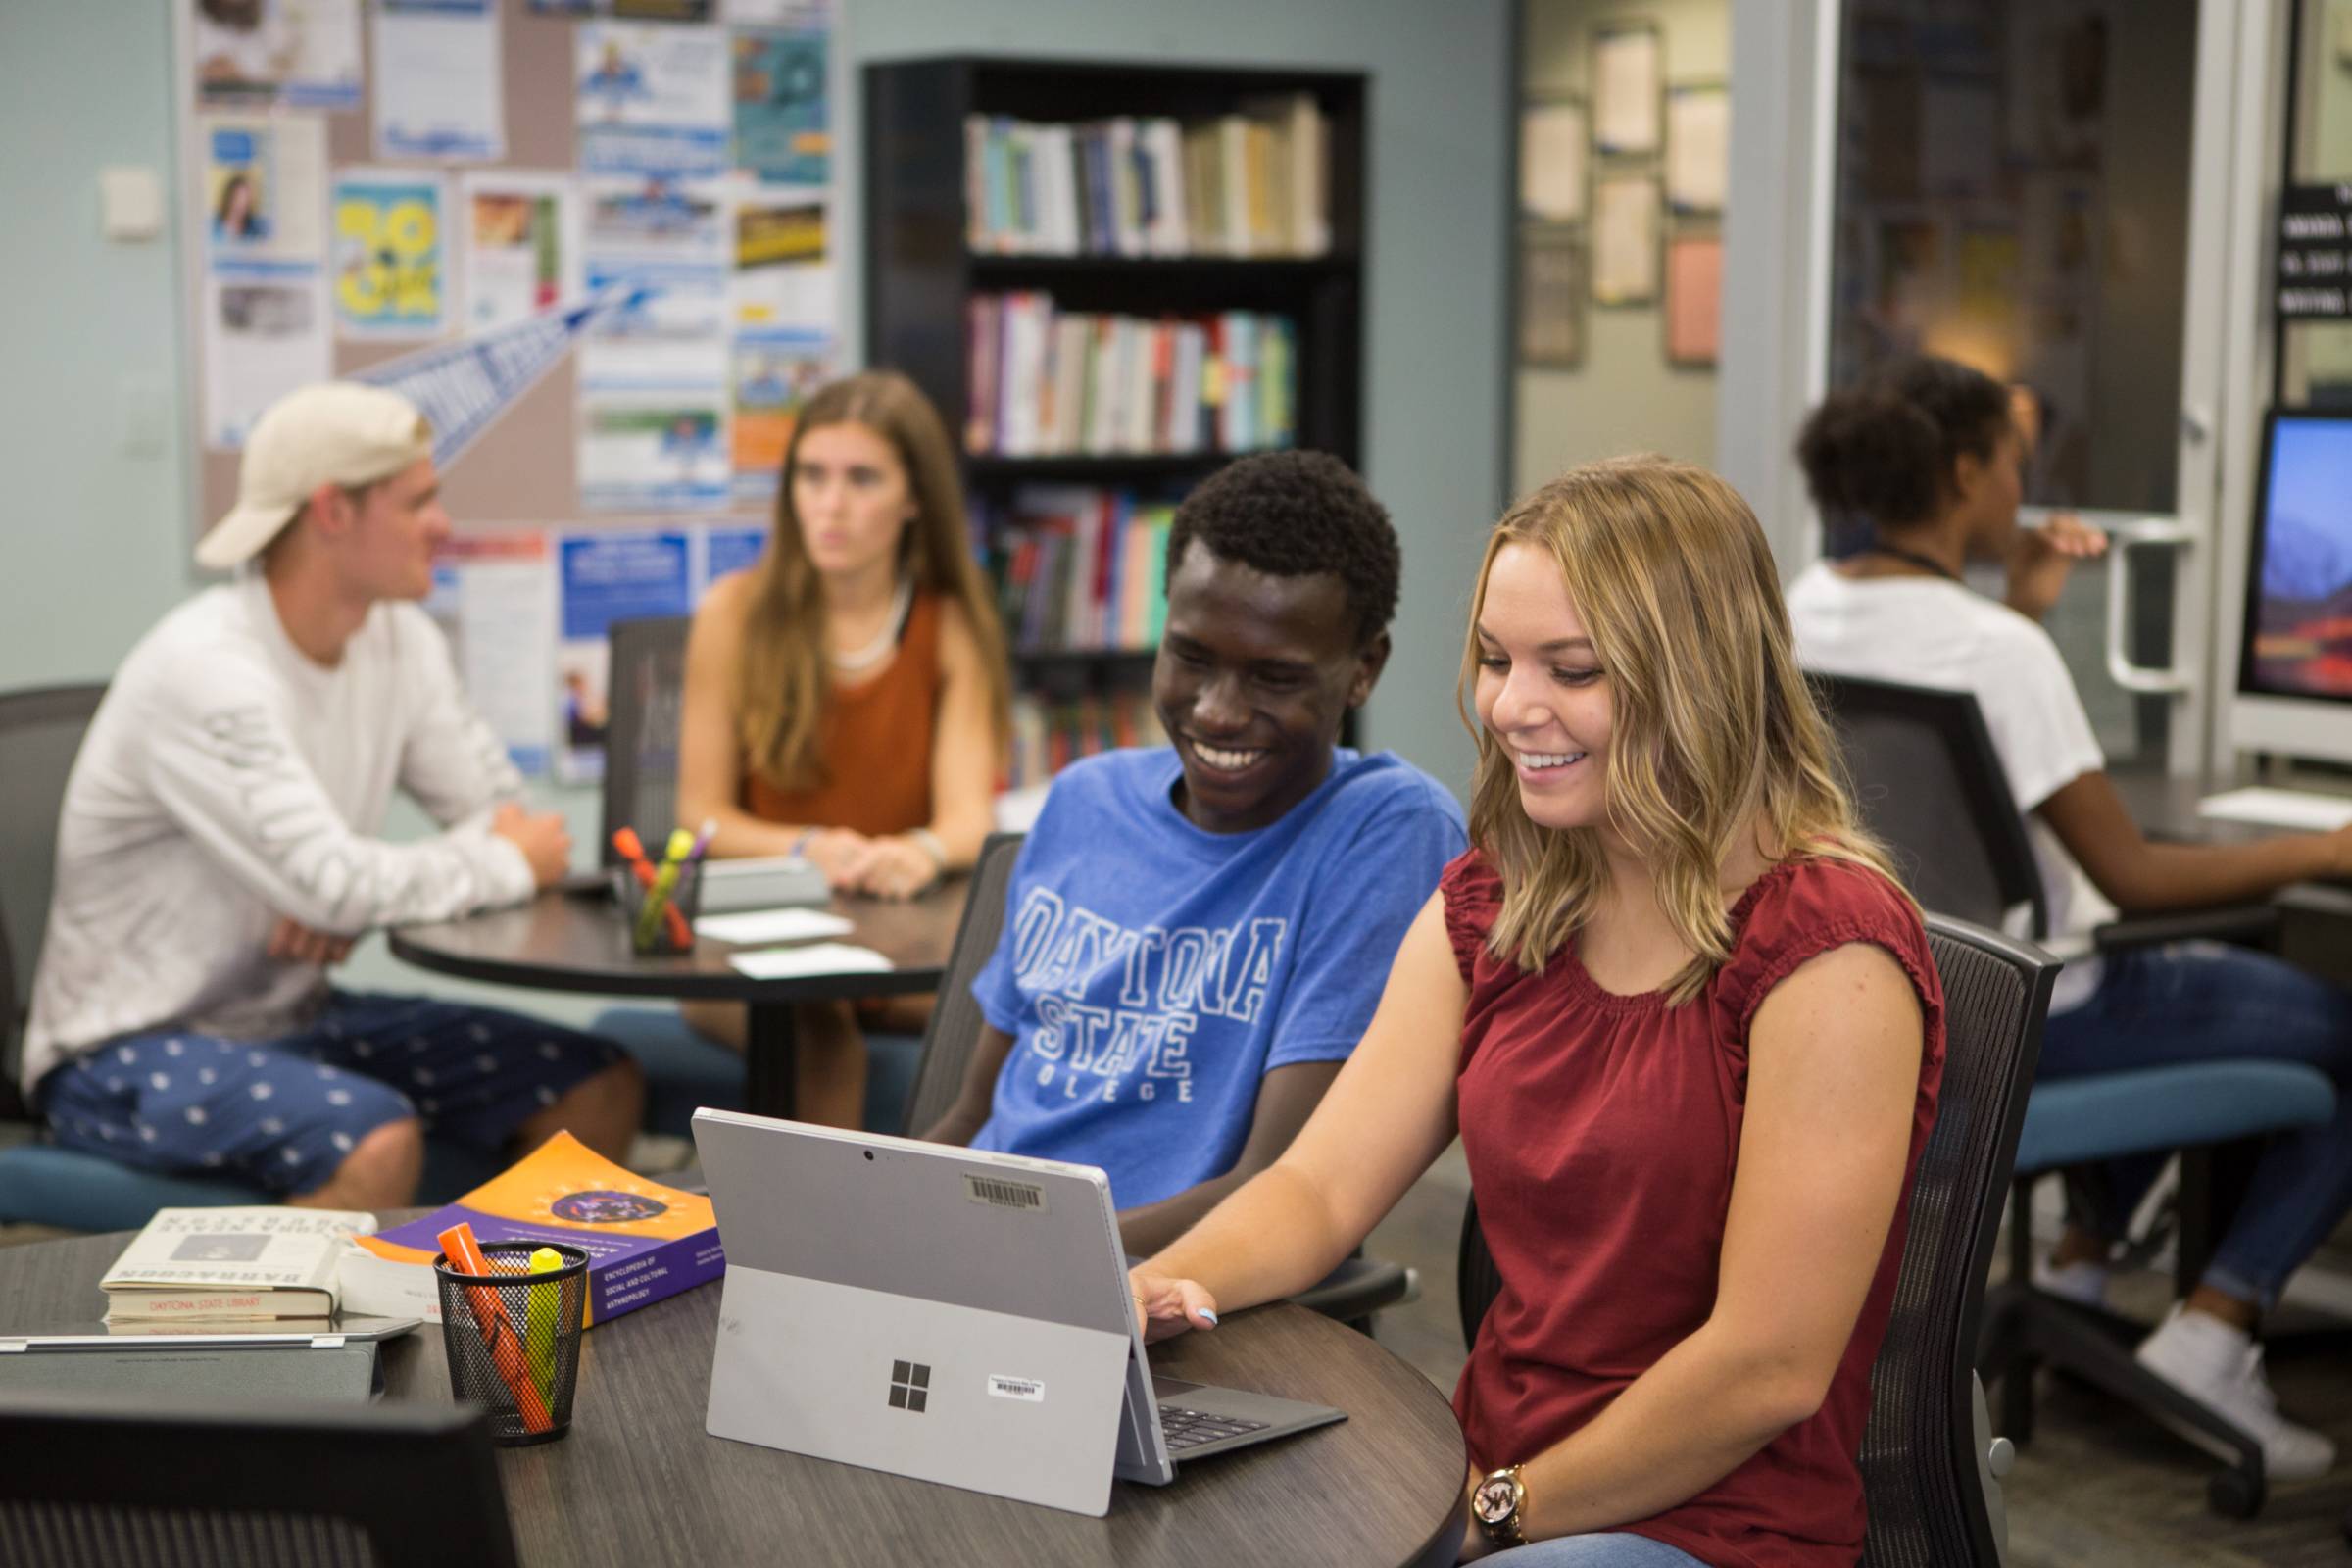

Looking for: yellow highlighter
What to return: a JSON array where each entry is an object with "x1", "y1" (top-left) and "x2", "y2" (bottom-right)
[{"x1": 525, "y1": 1246, "x2": 564, "y2": 1402}]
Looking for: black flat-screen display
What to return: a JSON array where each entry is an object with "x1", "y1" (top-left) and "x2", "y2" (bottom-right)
[{"x1": 2240, "y1": 411, "x2": 2352, "y2": 699}]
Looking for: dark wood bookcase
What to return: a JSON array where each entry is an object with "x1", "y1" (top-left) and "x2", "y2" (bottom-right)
[{"x1": 864, "y1": 56, "x2": 1369, "y2": 721}]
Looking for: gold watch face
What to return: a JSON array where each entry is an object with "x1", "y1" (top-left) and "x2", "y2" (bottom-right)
[{"x1": 1473, "y1": 1474, "x2": 1520, "y2": 1525}]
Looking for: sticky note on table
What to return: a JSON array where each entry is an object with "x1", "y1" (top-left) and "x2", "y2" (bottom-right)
[
  {"x1": 728, "y1": 943, "x2": 895, "y2": 980},
  {"x1": 696, "y1": 907, "x2": 856, "y2": 945}
]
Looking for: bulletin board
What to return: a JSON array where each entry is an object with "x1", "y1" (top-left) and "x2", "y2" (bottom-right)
[{"x1": 173, "y1": 0, "x2": 843, "y2": 779}]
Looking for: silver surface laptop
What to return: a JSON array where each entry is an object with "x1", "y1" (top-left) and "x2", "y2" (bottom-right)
[{"x1": 692, "y1": 1108, "x2": 1346, "y2": 1516}]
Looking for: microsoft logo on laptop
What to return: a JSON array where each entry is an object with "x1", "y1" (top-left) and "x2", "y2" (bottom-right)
[{"x1": 889, "y1": 1359, "x2": 931, "y2": 1412}]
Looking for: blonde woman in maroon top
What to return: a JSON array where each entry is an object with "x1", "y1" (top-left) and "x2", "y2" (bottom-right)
[{"x1": 1131, "y1": 457, "x2": 1945, "y2": 1567}]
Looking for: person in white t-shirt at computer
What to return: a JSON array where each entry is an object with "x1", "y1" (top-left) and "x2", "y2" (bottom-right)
[{"x1": 1786, "y1": 353, "x2": 2352, "y2": 1483}]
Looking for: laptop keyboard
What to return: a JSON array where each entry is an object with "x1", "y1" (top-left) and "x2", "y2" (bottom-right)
[{"x1": 1157, "y1": 1404, "x2": 1272, "y2": 1451}]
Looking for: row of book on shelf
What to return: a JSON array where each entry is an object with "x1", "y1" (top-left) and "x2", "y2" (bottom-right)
[
  {"x1": 1008, "y1": 689, "x2": 1166, "y2": 788},
  {"x1": 980, "y1": 486, "x2": 1173, "y2": 653},
  {"x1": 964, "y1": 93, "x2": 1331, "y2": 258},
  {"x1": 967, "y1": 293, "x2": 1298, "y2": 458}
]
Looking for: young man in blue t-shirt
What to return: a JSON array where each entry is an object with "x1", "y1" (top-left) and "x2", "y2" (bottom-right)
[{"x1": 921, "y1": 452, "x2": 1465, "y2": 1252}]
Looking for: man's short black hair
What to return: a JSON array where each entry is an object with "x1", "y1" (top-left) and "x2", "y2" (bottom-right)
[{"x1": 1164, "y1": 451, "x2": 1400, "y2": 647}]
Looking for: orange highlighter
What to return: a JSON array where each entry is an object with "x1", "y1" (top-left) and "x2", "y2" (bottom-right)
[
  {"x1": 612, "y1": 827, "x2": 693, "y2": 947},
  {"x1": 440, "y1": 1222, "x2": 555, "y2": 1435}
]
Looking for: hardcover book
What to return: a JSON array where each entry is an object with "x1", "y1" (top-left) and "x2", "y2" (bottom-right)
[
  {"x1": 338, "y1": 1132, "x2": 722, "y2": 1326},
  {"x1": 102, "y1": 1206, "x2": 375, "y2": 1322}
]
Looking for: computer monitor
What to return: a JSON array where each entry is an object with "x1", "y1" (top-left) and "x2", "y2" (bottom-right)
[{"x1": 2230, "y1": 410, "x2": 2352, "y2": 762}]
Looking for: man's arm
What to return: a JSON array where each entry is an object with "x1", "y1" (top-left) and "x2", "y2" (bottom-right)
[
  {"x1": 143, "y1": 670, "x2": 537, "y2": 935},
  {"x1": 395, "y1": 611, "x2": 529, "y2": 829},
  {"x1": 1114, "y1": 1060, "x2": 1343, "y2": 1256},
  {"x1": 920, "y1": 1023, "x2": 1018, "y2": 1146}
]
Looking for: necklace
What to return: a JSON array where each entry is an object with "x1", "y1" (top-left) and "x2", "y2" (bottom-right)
[
  {"x1": 830, "y1": 574, "x2": 914, "y2": 674},
  {"x1": 1867, "y1": 540, "x2": 1962, "y2": 583}
]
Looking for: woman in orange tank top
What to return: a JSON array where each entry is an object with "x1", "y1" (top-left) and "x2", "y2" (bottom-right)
[{"x1": 675, "y1": 370, "x2": 1012, "y2": 1127}]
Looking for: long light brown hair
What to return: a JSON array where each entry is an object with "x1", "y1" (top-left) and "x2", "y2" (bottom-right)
[
  {"x1": 738, "y1": 370, "x2": 1011, "y2": 790},
  {"x1": 1460, "y1": 455, "x2": 1900, "y2": 1004}
]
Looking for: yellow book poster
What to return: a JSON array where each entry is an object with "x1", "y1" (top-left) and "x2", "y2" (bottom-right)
[{"x1": 333, "y1": 169, "x2": 447, "y2": 339}]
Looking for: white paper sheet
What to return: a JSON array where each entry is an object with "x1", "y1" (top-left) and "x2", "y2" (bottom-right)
[
  {"x1": 2196, "y1": 788, "x2": 2352, "y2": 833},
  {"x1": 696, "y1": 908, "x2": 855, "y2": 945},
  {"x1": 1592, "y1": 175, "x2": 1658, "y2": 306},
  {"x1": 204, "y1": 262, "x2": 331, "y2": 449},
  {"x1": 373, "y1": 1, "x2": 506, "y2": 163},
  {"x1": 1519, "y1": 102, "x2": 1586, "y2": 222},
  {"x1": 579, "y1": 176, "x2": 731, "y2": 391},
  {"x1": 728, "y1": 942, "x2": 894, "y2": 979},
  {"x1": 1592, "y1": 26, "x2": 1661, "y2": 156},
  {"x1": 1665, "y1": 86, "x2": 1729, "y2": 215}
]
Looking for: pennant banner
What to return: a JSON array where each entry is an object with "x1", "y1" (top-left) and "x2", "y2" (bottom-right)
[{"x1": 351, "y1": 288, "x2": 645, "y2": 470}]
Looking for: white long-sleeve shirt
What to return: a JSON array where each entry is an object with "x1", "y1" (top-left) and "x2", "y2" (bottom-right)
[{"x1": 22, "y1": 575, "x2": 537, "y2": 1097}]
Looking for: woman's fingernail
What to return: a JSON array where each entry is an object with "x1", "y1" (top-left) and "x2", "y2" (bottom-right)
[{"x1": 1197, "y1": 1309, "x2": 1218, "y2": 1326}]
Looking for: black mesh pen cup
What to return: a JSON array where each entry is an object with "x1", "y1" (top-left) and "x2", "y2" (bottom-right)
[
  {"x1": 433, "y1": 1242, "x2": 590, "y2": 1446},
  {"x1": 619, "y1": 860, "x2": 702, "y2": 956}
]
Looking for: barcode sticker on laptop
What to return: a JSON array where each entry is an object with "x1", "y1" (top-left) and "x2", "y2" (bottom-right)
[
  {"x1": 988, "y1": 1374, "x2": 1046, "y2": 1401},
  {"x1": 964, "y1": 1173, "x2": 1047, "y2": 1212}
]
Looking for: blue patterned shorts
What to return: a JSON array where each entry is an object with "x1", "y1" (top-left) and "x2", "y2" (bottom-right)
[{"x1": 41, "y1": 991, "x2": 625, "y2": 1196}]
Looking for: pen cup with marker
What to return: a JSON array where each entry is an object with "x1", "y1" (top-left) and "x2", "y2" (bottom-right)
[
  {"x1": 617, "y1": 860, "x2": 702, "y2": 957},
  {"x1": 434, "y1": 1242, "x2": 590, "y2": 1446}
]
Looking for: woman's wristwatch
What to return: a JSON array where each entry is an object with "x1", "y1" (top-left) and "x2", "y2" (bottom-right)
[{"x1": 1471, "y1": 1464, "x2": 1529, "y2": 1549}]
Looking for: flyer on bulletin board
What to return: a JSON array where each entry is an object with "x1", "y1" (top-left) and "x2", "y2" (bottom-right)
[
  {"x1": 730, "y1": 328, "x2": 830, "y2": 501},
  {"x1": 700, "y1": 521, "x2": 768, "y2": 591},
  {"x1": 372, "y1": 0, "x2": 506, "y2": 164},
  {"x1": 201, "y1": 115, "x2": 327, "y2": 263},
  {"x1": 732, "y1": 23, "x2": 831, "y2": 186},
  {"x1": 332, "y1": 170, "x2": 448, "y2": 339},
  {"x1": 556, "y1": 529, "x2": 695, "y2": 781},
  {"x1": 458, "y1": 172, "x2": 582, "y2": 333},
  {"x1": 426, "y1": 532, "x2": 558, "y2": 777},
  {"x1": 190, "y1": 0, "x2": 363, "y2": 110},
  {"x1": 577, "y1": 21, "x2": 732, "y2": 179}
]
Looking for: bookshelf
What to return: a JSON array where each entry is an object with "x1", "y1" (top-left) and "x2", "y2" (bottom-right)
[{"x1": 865, "y1": 56, "x2": 1368, "y2": 783}]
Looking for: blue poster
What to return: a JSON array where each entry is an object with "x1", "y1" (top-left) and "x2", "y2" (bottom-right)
[
  {"x1": 702, "y1": 524, "x2": 767, "y2": 590},
  {"x1": 731, "y1": 28, "x2": 829, "y2": 185}
]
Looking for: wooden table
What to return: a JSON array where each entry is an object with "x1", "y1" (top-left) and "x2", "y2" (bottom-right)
[
  {"x1": 5, "y1": 1227, "x2": 1469, "y2": 1568},
  {"x1": 389, "y1": 880, "x2": 969, "y2": 1120}
]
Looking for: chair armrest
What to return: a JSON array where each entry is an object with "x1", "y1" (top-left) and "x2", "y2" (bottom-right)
[
  {"x1": 1287, "y1": 1254, "x2": 1418, "y2": 1321},
  {"x1": 2091, "y1": 905, "x2": 2278, "y2": 954}
]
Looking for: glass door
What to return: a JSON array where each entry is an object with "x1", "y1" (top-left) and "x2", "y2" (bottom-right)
[{"x1": 1820, "y1": 0, "x2": 2258, "y2": 778}]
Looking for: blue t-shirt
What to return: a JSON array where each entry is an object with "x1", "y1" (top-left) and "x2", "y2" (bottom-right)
[{"x1": 971, "y1": 746, "x2": 1466, "y2": 1208}]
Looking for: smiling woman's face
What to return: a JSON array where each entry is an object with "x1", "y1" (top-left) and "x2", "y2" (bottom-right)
[
  {"x1": 1152, "y1": 540, "x2": 1383, "y2": 835},
  {"x1": 1472, "y1": 541, "x2": 1615, "y2": 833}
]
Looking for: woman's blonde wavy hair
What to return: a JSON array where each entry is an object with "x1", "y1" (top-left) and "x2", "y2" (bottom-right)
[
  {"x1": 1460, "y1": 455, "x2": 1900, "y2": 1004},
  {"x1": 737, "y1": 369, "x2": 1011, "y2": 791}
]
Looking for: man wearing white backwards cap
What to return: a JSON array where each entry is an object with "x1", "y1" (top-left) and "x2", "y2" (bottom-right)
[{"x1": 24, "y1": 383, "x2": 642, "y2": 1209}]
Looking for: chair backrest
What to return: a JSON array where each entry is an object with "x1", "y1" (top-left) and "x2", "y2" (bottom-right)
[
  {"x1": 1809, "y1": 673, "x2": 2047, "y2": 940},
  {"x1": 601, "y1": 616, "x2": 691, "y2": 867},
  {"x1": 0, "y1": 1395, "x2": 520, "y2": 1568},
  {"x1": 902, "y1": 832, "x2": 1027, "y2": 1137},
  {"x1": 0, "y1": 684, "x2": 106, "y2": 1119},
  {"x1": 1455, "y1": 913, "x2": 2054, "y2": 1568}
]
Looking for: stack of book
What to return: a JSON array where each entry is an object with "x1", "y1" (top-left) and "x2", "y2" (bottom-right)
[
  {"x1": 963, "y1": 94, "x2": 1330, "y2": 258},
  {"x1": 966, "y1": 294, "x2": 1297, "y2": 458},
  {"x1": 982, "y1": 486, "x2": 1174, "y2": 653},
  {"x1": 1008, "y1": 690, "x2": 1168, "y2": 787}
]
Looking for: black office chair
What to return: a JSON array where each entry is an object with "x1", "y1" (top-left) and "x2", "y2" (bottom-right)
[
  {"x1": 1813, "y1": 671, "x2": 2336, "y2": 1517},
  {"x1": 587, "y1": 614, "x2": 922, "y2": 1136},
  {"x1": 1457, "y1": 914, "x2": 2052, "y2": 1568},
  {"x1": 906, "y1": 833, "x2": 1414, "y2": 1328},
  {"x1": 600, "y1": 614, "x2": 692, "y2": 871},
  {"x1": 0, "y1": 1395, "x2": 519, "y2": 1567}
]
